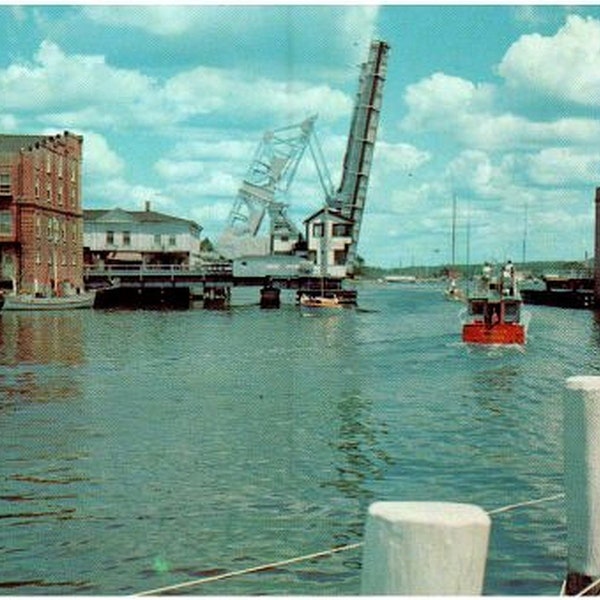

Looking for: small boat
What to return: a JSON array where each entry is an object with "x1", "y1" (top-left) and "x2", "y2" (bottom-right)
[
  {"x1": 461, "y1": 262, "x2": 528, "y2": 345},
  {"x1": 299, "y1": 293, "x2": 342, "y2": 308},
  {"x1": 299, "y1": 207, "x2": 344, "y2": 310},
  {"x1": 384, "y1": 275, "x2": 417, "y2": 283},
  {"x1": 2, "y1": 291, "x2": 96, "y2": 311},
  {"x1": 444, "y1": 278, "x2": 465, "y2": 302}
]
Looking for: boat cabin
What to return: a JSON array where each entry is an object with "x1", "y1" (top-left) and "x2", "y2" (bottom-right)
[{"x1": 468, "y1": 296, "x2": 521, "y2": 326}]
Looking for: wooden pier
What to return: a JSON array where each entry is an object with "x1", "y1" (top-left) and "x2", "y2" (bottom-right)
[{"x1": 84, "y1": 263, "x2": 357, "y2": 308}]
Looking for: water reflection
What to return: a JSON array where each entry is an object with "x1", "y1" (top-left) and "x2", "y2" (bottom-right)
[
  {"x1": 471, "y1": 364, "x2": 521, "y2": 407},
  {"x1": 0, "y1": 312, "x2": 85, "y2": 366},
  {"x1": 323, "y1": 390, "x2": 394, "y2": 547},
  {"x1": 0, "y1": 312, "x2": 85, "y2": 408}
]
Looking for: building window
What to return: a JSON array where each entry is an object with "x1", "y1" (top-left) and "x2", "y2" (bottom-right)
[
  {"x1": 36, "y1": 215, "x2": 41, "y2": 238},
  {"x1": 58, "y1": 185, "x2": 63, "y2": 205},
  {"x1": 0, "y1": 210, "x2": 11, "y2": 234},
  {"x1": 0, "y1": 173, "x2": 10, "y2": 195},
  {"x1": 57, "y1": 156, "x2": 63, "y2": 178},
  {"x1": 169, "y1": 234, "x2": 176, "y2": 247},
  {"x1": 106, "y1": 230, "x2": 114, "y2": 245},
  {"x1": 123, "y1": 231, "x2": 131, "y2": 246},
  {"x1": 333, "y1": 224, "x2": 351, "y2": 237},
  {"x1": 312, "y1": 223, "x2": 324, "y2": 237},
  {"x1": 36, "y1": 251, "x2": 41, "y2": 265},
  {"x1": 46, "y1": 183, "x2": 52, "y2": 202},
  {"x1": 35, "y1": 178, "x2": 40, "y2": 199},
  {"x1": 70, "y1": 160, "x2": 77, "y2": 183},
  {"x1": 46, "y1": 154, "x2": 52, "y2": 174},
  {"x1": 334, "y1": 249, "x2": 348, "y2": 265},
  {"x1": 154, "y1": 233, "x2": 161, "y2": 247}
]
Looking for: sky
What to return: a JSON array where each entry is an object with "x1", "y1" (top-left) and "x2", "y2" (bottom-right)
[{"x1": 3, "y1": 4, "x2": 600, "y2": 268}]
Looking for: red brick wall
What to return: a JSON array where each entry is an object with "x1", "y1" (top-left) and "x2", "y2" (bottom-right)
[{"x1": 11, "y1": 132, "x2": 84, "y2": 294}]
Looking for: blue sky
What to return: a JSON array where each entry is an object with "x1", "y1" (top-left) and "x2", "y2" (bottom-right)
[{"x1": 3, "y1": 5, "x2": 600, "y2": 267}]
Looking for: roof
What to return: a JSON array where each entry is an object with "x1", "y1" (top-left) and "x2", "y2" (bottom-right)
[
  {"x1": 84, "y1": 208, "x2": 201, "y2": 230},
  {"x1": 0, "y1": 134, "x2": 48, "y2": 154},
  {"x1": 0, "y1": 131, "x2": 82, "y2": 155},
  {"x1": 303, "y1": 207, "x2": 353, "y2": 224}
]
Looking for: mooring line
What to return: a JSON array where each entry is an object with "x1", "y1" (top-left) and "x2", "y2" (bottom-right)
[
  {"x1": 575, "y1": 576, "x2": 600, "y2": 597},
  {"x1": 134, "y1": 493, "x2": 565, "y2": 596},
  {"x1": 134, "y1": 542, "x2": 362, "y2": 596},
  {"x1": 487, "y1": 492, "x2": 565, "y2": 515}
]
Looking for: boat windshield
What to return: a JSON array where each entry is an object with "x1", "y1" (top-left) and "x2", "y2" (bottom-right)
[
  {"x1": 469, "y1": 299, "x2": 486, "y2": 316},
  {"x1": 504, "y1": 300, "x2": 521, "y2": 323}
]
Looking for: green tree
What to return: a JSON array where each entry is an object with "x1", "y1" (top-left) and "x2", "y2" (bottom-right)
[{"x1": 200, "y1": 237, "x2": 214, "y2": 252}]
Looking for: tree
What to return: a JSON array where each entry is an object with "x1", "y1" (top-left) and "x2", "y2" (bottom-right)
[{"x1": 200, "y1": 237, "x2": 214, "y2": 252}]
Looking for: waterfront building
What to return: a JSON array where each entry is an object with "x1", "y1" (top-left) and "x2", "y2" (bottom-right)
[
  {"x1": 0, "y1": 131, "x2": 84, "y2": 295},
  {"x1": 84, "y1": 203, "x2": 203, "y2": 267},
  {"x1": 304, "y1": 207, "x2": 353, "y2": 278}
]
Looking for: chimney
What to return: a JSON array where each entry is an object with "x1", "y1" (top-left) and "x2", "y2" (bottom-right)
[
  {"x1": 145, "y1": 201, "x2": 151, "y2": 212},
  {"x1": 594, "y1": 187, "x2": 600, "y2": 305}
]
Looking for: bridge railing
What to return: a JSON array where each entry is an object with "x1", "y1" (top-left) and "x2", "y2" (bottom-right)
[{"x1": 84, "y1": 262, "x2": 233, "y2": 277}]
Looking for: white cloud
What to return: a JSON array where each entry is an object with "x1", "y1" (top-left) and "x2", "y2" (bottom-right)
[
  {"x1": 499, "y1": 15, "x2": 600, "y2": 106},
  {"x1": 1, "y1": 41, "x2": 157, "y2": 113},
  {"x1": 165, "y1": 67, "x2": 351, "y2": 123},
  {"x1": 81, "y1": 4, "x2": 378, "y2": 67},
  {"x1": 82, "y1": 6, "x2": 200, "y2": 36},
  {"x1": 0, "y1": 41, "x2": 352, "y2": 131},
  {"x1": 375, "y1": 141, "x2": 431, "y2": 175},
  {"x1": 402, "y1": 73, "x2": 495, "y2": 132},
  {"x1": 402, "y1": 70, "x2": 600, "y2": 151},
  {"x1": 80, "y1": 131, "x2": 125, "y2": 178},
  {"x1": 524, "y1": 147, "x2": 600, "y2": 185},
  {"x1": 86, "y1": 177, "x2": 171, "y2": 212}
]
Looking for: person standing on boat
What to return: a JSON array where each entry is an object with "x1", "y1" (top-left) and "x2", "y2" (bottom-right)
[
  {"x1": 503, "y1": 260, "x2": 515, "y2": 295},
  {"x1": 480, "y1": 262, "x2": 492, "y2": 293}
]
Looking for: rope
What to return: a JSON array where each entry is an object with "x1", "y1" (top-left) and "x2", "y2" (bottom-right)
[
  {"x1": 575, "y1": 576, "x2": 600, "y2": 596},
  {"x1": 134, "y1": 493, "x2": 564, "y2": 596},
  {"x1": 135, "y1": 542, "x2": 362, "y2": 596},
  {"x1": 487, "y1": 492, "x2": 564, "y2": 515}
]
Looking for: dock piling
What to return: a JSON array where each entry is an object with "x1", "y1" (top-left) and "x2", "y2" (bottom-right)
[
  {"x1": 360, "y1": 501, "x2": 490, "y2": 595},
  {"x1": 564, "y1": 376, "x2": 600, "y2": 594}
]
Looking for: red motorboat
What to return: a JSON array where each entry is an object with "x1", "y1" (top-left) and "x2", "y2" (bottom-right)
[{"x1": 461, "y1": 262, "x2": 528, "y2": 345}]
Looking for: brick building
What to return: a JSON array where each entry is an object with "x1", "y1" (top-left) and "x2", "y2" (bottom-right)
[{"x1": 0, "y1": 131, "x2": 83, "y2": 296}]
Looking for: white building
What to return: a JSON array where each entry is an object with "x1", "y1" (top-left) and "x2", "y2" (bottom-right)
[
  {"x1": 304, "y1": 207, "x2": 353, "y2": 279},
  {"x1": 84, "y1": 204, "x2": 202, "y2": 267}
]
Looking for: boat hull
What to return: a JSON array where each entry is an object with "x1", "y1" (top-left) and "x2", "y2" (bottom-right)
[
  {"x1": 2, "y1": 293, "x2": 95, "y2": 311},
  {"x1": 299, "y1": 295, "x2": 343, "y2": 308},
  {"x1": 462, "y1": 322, "x2": 525, "y2": 345}
]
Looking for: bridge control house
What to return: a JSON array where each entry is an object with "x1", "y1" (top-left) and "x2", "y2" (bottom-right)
[{"x1": 0, "y1": 131, "x2": 84, "y2": 296}]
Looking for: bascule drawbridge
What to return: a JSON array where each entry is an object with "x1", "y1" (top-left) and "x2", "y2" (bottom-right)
[{"x1": 217, "y1": 40, "x2": 390, "y2": 278}]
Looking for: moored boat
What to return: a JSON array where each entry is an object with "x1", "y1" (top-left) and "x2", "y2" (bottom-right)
[
  {"x1": 299, "y1": 293, "x2": 342, "y2": 309},
  {"x1": 2, "y1": 291, "x2": 96, "y2": 311},
  {"x1": 461, "y1": 262, "x2": 528, "y2": 345}
]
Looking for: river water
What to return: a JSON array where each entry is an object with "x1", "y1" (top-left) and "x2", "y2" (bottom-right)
[{"x1": 0, "y1": 281, "x2": 597, "y2": 595}]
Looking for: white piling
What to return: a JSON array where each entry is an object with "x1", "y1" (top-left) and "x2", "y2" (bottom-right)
[
  {"x1": 564, "y1": 376, "x2": 600, "y2": 594},
  {"x1": 360, "y1": 501, "x2": 491, "y2": 595}
]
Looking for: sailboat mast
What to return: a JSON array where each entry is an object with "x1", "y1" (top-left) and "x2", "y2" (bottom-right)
[
  {"x1": 451, "y1": 193, "x2": 457, "y2": 268},
  {"x1": 521, "y1": 201, "x2": 528, "y2": 265}
]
